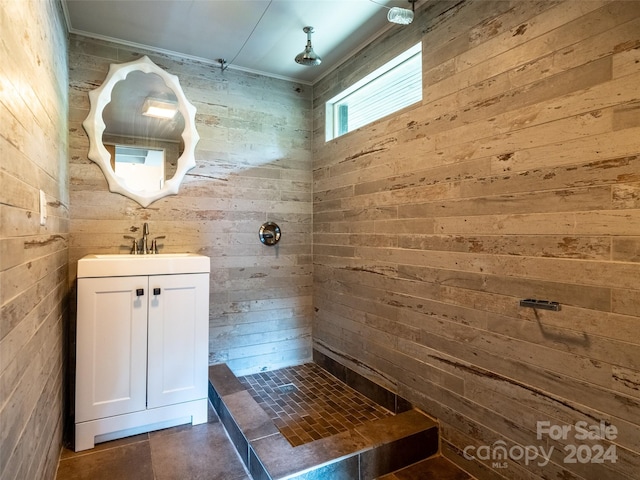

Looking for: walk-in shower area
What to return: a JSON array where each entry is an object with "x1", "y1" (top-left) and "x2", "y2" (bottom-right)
[{"x1": 209, "y1": 351, "x2": 473, "y2": 480}]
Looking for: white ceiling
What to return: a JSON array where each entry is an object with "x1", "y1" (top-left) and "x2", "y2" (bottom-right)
[{"x1": 62, "y1": 0, "x2": 421, "y2": 84}]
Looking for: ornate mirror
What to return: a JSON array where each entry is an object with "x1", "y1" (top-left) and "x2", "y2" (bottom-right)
[{"x1": 83, "y1": 56, "x2": 199, "y2": 207}]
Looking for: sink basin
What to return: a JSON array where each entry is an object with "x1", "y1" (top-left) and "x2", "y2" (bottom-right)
[{"x1": 77, "y1": 253, "x2": 210, "y2": 278}]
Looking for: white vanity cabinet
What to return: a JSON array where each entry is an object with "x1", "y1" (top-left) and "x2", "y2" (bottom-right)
[{"x1": 75, "y1": 254, "x2": 210, "y2": 451}]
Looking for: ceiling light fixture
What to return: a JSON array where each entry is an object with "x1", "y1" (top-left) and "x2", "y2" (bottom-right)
[
  {"x1": 387, "y1": 0, "x2": 417, "y2": 25},
  {"x1": 295, "y1": 26, "x2": 322, "y2": 66},
  {"x1": 142, "y1": 98, "x2": 179, "y2": 119}
]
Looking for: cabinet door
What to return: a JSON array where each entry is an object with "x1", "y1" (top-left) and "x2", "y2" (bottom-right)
[
  {"x1": 76, "y1": 276, "x2": 148, "y2": 423},
  {"x1": 147, "y1": 273, "x2": 209, "y2": 408}
]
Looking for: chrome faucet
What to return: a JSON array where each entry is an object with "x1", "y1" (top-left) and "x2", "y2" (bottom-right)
[
  {"x1": 142, "y1": 223, "x2": 150, "y2": 254},
  {"x1": 124, "y1": 223, "x2": 164, "y2": 254}
]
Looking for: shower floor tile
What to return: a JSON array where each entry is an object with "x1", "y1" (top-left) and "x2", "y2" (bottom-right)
[{"x1": 238, "y1": 363, "x2": 393, "y2": 447}]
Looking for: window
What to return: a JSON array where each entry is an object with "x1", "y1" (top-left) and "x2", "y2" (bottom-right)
[{"x1": 326, "y1": 42, "x2": 422, "y2": 141}]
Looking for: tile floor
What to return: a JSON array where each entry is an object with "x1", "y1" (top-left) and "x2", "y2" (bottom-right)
[
  {"x1": 238, "y1": 363, "x2": 392, "y2": 447},
  {"x1": 55, "y1": 412, "x2": 469, "y2": 480},
  {"x1": 55, "y1": 404, "x2": 251, "y2": 480}
]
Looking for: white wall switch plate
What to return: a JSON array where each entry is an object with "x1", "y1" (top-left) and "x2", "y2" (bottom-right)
[{"x1": 39, "y1": 189, "x2": 47, "y2": 226}]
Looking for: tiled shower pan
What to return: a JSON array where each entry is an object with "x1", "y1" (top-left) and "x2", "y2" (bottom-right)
[
  {"x1": 208, "y1": 351, "x2": 440, "y2": 480},
  {"x1": 238, "y1": 363, "x2": 393, "y2": 447}
]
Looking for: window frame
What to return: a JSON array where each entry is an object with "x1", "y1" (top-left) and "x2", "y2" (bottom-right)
[{"x1": 325, "y1": 42, "x2": 423, "y2": 141}]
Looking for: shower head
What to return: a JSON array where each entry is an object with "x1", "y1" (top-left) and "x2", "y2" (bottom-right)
[{"x1": 295, "y1": 26, "x2": 322, "y2": 66}]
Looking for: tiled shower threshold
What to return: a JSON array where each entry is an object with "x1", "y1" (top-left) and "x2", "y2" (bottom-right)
[{"x1": 208, "y1": 350, "x2": 440, "y2": 480}]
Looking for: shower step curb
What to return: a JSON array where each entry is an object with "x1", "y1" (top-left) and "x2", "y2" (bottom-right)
[
  {"x1": 209, "y1": 363, "x2": 439, "y2": 480},
  {"x1": 376, "y1": 455, "x2": 476, "y2": 480}
]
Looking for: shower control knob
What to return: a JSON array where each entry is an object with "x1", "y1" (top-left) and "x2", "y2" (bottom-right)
[{"x1": 259, "y1": 222, "x2": 281, "y2": 246}]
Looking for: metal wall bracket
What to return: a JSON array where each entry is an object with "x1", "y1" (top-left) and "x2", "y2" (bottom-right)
[{"x1": 519, "y1": 299, "x2": 561, "y2": 311}]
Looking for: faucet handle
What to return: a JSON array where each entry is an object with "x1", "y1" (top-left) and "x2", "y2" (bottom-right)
[
  {"x1": 123, "y1": 235, "x2": 139, "y2": 254},
  {"x1": 151, "y1": 236, "x2": 166, "y2": 254}
]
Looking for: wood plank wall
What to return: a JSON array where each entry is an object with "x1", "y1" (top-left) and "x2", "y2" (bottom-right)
[
  {"x1": 312, "y1": 1, "x2": 640, "y2": 478},
  {"x1": 0, "y1": 0, "x2": 69, "y2": 479},
  {"x1": 67, "y1": 36, "x2": 313, "y2": 376}
]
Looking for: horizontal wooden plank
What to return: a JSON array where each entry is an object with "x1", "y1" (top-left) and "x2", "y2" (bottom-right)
[
  {"x1": 397, "y1": 234, "x2": 611, "y2": 260},
  {"x1": 354, "y1": 245, "x2": 640, "y2": 290},
  {"x1": 434, "y1": 209, "x2": 640, "y2": 236}
]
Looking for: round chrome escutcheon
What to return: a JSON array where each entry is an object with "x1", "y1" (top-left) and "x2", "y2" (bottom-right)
[{"x1": 259, "y1": 222, "x2": 281, "y2": 246}]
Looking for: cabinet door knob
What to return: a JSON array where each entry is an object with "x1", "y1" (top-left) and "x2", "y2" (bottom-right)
[
  {"x1": 136, "y1": 289, "x2": 144, "y2": 296},
  {"x1": 153, "y1": 288, "x2": 161, "y2": 295}
]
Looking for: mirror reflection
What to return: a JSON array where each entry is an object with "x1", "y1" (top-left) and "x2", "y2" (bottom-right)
[
  {"x1": 112, "y1": 145, "x2": 165, "y2": 191},
  {"x1": 102, "y1": 71, "x2": 185, "y2": 193}
]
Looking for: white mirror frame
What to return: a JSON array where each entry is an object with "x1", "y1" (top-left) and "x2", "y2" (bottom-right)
[{"x1": 83, "y1": 56, "x2": 199, "y2": 207}]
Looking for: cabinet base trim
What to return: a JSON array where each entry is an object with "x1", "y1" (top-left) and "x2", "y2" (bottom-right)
[{"x1": 74, "y1": 398, "x2": 208, "y2": 452}]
